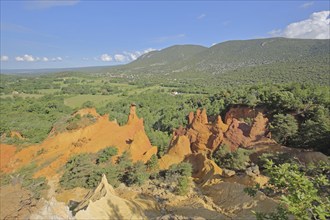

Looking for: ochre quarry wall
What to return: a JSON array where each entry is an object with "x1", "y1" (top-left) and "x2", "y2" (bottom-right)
[
  {"x1": 1, "y1": 105, "x2": 157, "y2": 179},
  {"x1": 159, "y1": 107, "x2": 273, "y2": 179}
]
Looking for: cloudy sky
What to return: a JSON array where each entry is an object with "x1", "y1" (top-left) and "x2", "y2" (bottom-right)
[{"x1": 0, "y1": 0, "x2": 329, "y2": 69}]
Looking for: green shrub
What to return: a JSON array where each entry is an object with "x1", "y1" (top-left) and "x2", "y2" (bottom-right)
[
  {"x1": 146, "y1": 154, "x2": 159, "y2": 173},
  {"x1": 245, "y1": 159, "x2": 330, "y2": 220},
  {"x1": 117, "y1": 151, "x2": 133, "y2": 174},
  {"x1": 258, "y1": 152, "x2": 295, "y2": 168},
  {"x1": 176, "y1": 176, "x2": 190, "y2": 195},
  {"x1": 97, "y1": 146, "x2": 118, "y2": 164},
  {"x1": 59, "y1": 150, "x2": 152, "y2": 189},
  {"x1": 60, "y1": 153, "x2": 99, "y2": 189},
  {"x1": 167, "y1": 162, "x2": 192, "y2": 178},
  {"x1": 103, "y1": 165, "x2": 120, "y2": 187},
  {"x1": 163, "y1": 162, "x2": 192, "y2": 195},
  {"x1": 212, "y1": 145, "x2": 251, "y2": 171},
  {"x1": 270, "y1": 114, "x2": 298, "y2": 145},
  {"x1": 82, "y1": 101, "x2": 94, "y2": 108},
  {"x1": 125, "y1": 161, "x2": 150, "y2": 186}
]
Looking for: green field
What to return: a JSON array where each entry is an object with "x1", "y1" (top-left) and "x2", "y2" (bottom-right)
[
  {"x1": 63, "y1": 85, "x2": 171, "y2": 108},
  {"x1": 64, "y1": 94, "x2": 121, "y2": 108}
]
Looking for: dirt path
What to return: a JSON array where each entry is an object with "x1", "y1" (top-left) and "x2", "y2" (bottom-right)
[{"x1": 47, "y1": 176, "x2": 60, "y2": 199}]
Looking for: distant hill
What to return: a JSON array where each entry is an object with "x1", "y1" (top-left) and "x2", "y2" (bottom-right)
[
  {"x1": 128, "y1": 45, "x2": 207, "y2": 67},
  {"x1": 115, "y1": 45, "x2": 207, "y2": 74},
  {"x1": 188, "y1": 38, "x2": 329, "y2": 73},
  {"x1": 110, "y1": 37, "x2": 329, "y2": 75},
  {"x1": 97, "y1": 37, "x2": 329, "y2": 86}
]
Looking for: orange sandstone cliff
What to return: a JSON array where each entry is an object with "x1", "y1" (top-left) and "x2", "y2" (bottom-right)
[
  {"x1": 1, "y1": 105, "x2": 157, "y2": 178},
  {"x1": 159, "y1": 107, "x2": 273, "y2": 178}
]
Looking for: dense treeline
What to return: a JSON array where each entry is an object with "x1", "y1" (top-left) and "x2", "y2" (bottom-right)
[{"x1": 0, "y1": 95, "x2": 71, "y2": 143}]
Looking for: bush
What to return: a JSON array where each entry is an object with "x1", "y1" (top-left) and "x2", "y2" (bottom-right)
[
  {"x1": 60, "y1": 153, "x2": 99, "y2": 189},
  {"x1": 103, "y1": 165, "x2": 120, "y2": 187},
  {"x1": 117, "y1": 151, "x2": 133, "y2": 174},
  {"x1": 125, "y1": 161, "x2": 150, "y2": 186},
  {"x1": 166, "y1": 162, "x2": 192, "y2": 178},
  {"x1": 176, "y1": 176, "x2": 190, "y2": 195},
  {"x1": 82, "y1": 101, "x2": 94, "y2": 108},
  {"x1": 270, "y1": 114, "x2": 298, "y2": 145},
  {"x1": 245, "y1": 159, "x2": 330, "y2": 220},
  {"x1": 258, "y1": 152, "x2": 296, "y2": 169},
  {"x1": 212, "y1": 145, "x2": 251, "y2": 171},
  {"x1": 163, "y1": 162, "x2": 192, "y2": 196},
  {"x1": 146, "y1": 154, "x2": 159, "y2": 173},
  {"x1": 60, "y1": 149, "x2": 154, "y2": 189},
  {"x1": 97, "y1": 146, "x2": 118, "y2": 164}
]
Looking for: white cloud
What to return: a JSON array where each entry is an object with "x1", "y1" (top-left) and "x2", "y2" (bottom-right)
[
  {"x1": 16, "y1": 54, "x2": 35, "y2": 62},
  {"x1": 114, "y1": 54, "x2": 127, "y2": 62},
  {"x1": 269, "y1": 11, "x2": 330, "y2": 39},
  {"x1": 26, "y1": 0, "x2": 79, "y2": 10},
  {"x1": 97, "y1": 48, "x2": 157, "y2": 63},
  {"x1": 300, "y1": 2, "x2": 314, "y2": 9},
  {"x1": 15, "y1": 55, "x2": 63, "y2": 62},
  {"x1": 268, "y1": 29, "x2": 282, "y2": 36},
  {"x1": 100, "y1": 54, "x2": 112, "y2": 62},
  {"x1": 51, "y1": 57, "x2": 63, "y2": 61},
  {"x1": 123, "y1": 48, "x2": 157, "y2": 61},
  {"x1": 15, "y1": 57, "x2": 24, "y2": 61},
  {"x1": 1, "y1": 56, "x2": 9, "y2": 61},
  {"x1": 197, "y1": 14, "x2": 206, "y2": 20},
  {"x1": 125, "y1": 52, "x2": 138, "y2": 61},
  {"x1": 143, "y1": 48, "x2": 156, "y2": 54}
]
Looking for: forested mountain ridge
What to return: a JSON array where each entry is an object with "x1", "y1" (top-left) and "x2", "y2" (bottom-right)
[
  {"x1": 110, "y1": 37, "x2": 329, "y2": 75},
  {"x1": 127, "y1": 45, "x2": 207, "y2": 68}
]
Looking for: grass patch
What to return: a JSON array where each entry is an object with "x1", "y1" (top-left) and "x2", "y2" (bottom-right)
[{"x1": 64, "y1": 94, "x2": 121, "y2": 108}]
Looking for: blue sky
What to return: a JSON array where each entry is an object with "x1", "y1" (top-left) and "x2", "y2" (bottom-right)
[{"x1": 1, "y1": 0, "x2": 329, "y2": 69}]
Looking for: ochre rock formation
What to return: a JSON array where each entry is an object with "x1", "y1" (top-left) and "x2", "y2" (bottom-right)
[
  {"x1": 223, "y1": 119, "x2": 248, "y2": 150},
  {"x1": 249, "y1": 112, "x2": 269, "y2": 141},
  {"x1": 0, "y1": 144, "x2": 16, "y2": 173},
  {"x1": 159, "y1": 135, "x2": 191, "y2": 169},
  {"x1": 224, "y1": 105, "x2": 265, "y2": 125},
  {"x1": 159, "y1": 107, "x2": 273, "y2": 185},
  {"x1": 186, "y1": 108, "x2": 227, "y2": 153},
  {"x1": 1, "y1": 105, "x2": 157, "y2": 178},
  {"x1": 223, "y1": 112, "x2": 272, "y2": 150},
  {"x1": 159, "y1": 108, "x2": 229, "y2": 170},
  {"x1": 185, "y1": 153, "x2": 223, "y2": 186},
  {"x1": 74, "y1": 174, "x2": 154, "y2": 219}
]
